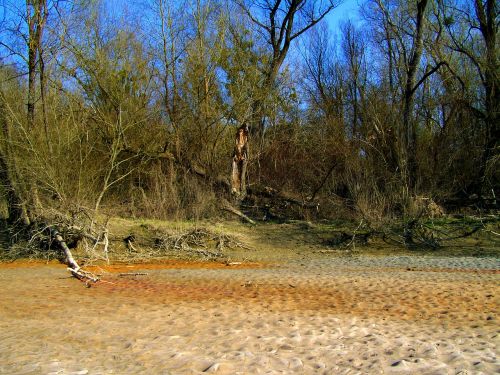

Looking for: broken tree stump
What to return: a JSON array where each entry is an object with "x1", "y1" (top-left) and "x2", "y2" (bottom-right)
[{"x1": 231, "y1": 124, "x2": 249, "y2": 199}]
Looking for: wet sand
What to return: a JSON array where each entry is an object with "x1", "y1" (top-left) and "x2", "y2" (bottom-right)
[{"x1": 0, "y1": 255, "x2": 498, "y2": 374}]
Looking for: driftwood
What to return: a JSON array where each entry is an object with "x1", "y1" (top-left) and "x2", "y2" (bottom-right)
[
  {"x1": 342, "y1": 220, "x2": 365, "y2": 250},
  {"x1": 124, "y1": 234, "x2": 138, "y2": 252},
  {"x1": 51, "y1": 229, "x2": 99, "y2": 283},
  {"x1": 221, "y1": 199, "x2": 256, "y2": 225},
  {"x1": 238, "y1": 186, "x2": 321, "y2": 222}
]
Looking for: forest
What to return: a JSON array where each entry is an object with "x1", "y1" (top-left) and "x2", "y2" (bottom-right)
[
  {"x1": 0, "y1": 0, "x2": 498, "y2": 263},
  {"x1": 1, "y1": 2, "x2": 499, "y2": 371}
]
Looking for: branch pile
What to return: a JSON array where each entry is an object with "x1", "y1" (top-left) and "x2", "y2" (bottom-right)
[
  {"x1": 2, "y1": 207, "x2": 107, "y2": 284},
  {"x1": 153, "y1": 228, "x2": 251, "y2": 260},
  {"x1": 320, "y1": 215, "x2": 499, "y2": 252},
  {"x1": 380, "y1": 216, "x2": 496, "y2": 249}
]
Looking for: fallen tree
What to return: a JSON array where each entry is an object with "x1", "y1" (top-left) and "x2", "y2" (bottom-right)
[
  {"x1": 50, "y1": 228, "x2": 99, "y2": 283},
  {"x1": 1, "y1": 208, "x2": 105, "y2": 284}
]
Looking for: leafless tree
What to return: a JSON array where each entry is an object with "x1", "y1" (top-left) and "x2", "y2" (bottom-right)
[
  {"x1": 441, "y1": 0, "x2": 499, "y2": 194},
  {"x1": 235, "y1": 0, "x2": 341, "y2": 137}
]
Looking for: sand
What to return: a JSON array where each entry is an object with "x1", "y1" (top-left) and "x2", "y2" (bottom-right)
[{"x1": 0, "y1": 255, "x2": 498, "y2": 374}]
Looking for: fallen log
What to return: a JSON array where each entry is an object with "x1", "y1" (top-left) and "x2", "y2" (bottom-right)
[
  {"x1": 221, "y1": 199, "x2": 256, "y2": 225},
  {"x1": 51, "y1": 229, "x2": 99, "y2": 283}
]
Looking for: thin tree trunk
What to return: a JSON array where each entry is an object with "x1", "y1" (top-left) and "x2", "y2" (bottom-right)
[
  {"x1": 0, "y1": 93, "x2": 30, "y2": 225},
  {"x1": 27, "y1": 49, "x2": 36, "y2": 130},
  {"x1": 0, "y1": 152, "x2": 30, "y2": 225},
  {"x1": 39, "y1": 47, "x2": 51, "y2": 151},
  {"x1": 385, "y1": 24, "x2": 394, "y2": 94},
  {"x1": 401, "y1": 0, "x2": 428, "y2": 192},
  {"x1": 26, "y1": 0, "x2": 47, "y2": 130}
]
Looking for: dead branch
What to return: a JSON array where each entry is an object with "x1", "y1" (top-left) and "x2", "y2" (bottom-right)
[
  {"x1": 124, "y1": 234, "x2": 139, "y2": 253},
  {"x1": 221, "y1": 199, "x2": 256, "y2": 225},
  {"x1": 51, "y1": 229, "x2": 99, "y2": 283},
  {"x1": 153, "y1": 227, "x2": 251, "y2": 261},
  {"x1": 343, "y1": 219, "x2": 364, "y2": 250}
]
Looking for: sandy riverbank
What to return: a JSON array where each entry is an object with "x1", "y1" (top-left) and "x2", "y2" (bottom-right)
[{"x1": 0, "y1": 255, "x2": 498, "y2": 374}]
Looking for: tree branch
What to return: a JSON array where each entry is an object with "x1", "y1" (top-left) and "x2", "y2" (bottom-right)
[
  {"x1": 290, "y1": 3, "x2": 337, "y2": 40},
  {"x1": 410, "y1": 61, "x2": 445, "y2": 96}
]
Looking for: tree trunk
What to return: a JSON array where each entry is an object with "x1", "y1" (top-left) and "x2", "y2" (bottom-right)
[
  {"x1": 231, "y1": 124, "x2": 249, "y2": 199},
  {"x1": 401, "y1": 0, "x2": 428, "y2": 192},
  {"x1": 27, "y1": 48, "x2": 36, "y2": 130},
  {"x1": 475, "y1": 0, "x2": 499, "y2": 195},
  {"x1": 26, "y1": 0, "x2": 48, "y2": 130},
  {"x1": 25, "y1": 1, "x2": 48, "y2": 216},
  {"x1": 0, "y1": 152, "x2": 30, "y2": 225}
]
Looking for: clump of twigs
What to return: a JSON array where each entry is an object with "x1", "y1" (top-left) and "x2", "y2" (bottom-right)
[
  {"x1": 381, "y1": 215, "x2": 498, "y2": 250},
  {"x1": 153, "y1": 228, "x2": 251, "y2": 260},
  {"x1": 322, "y1": 220, "x2": 372, "y2": 252},
  {"x1": 0, "y1": 207, "x2": 108, "y2": 283}
]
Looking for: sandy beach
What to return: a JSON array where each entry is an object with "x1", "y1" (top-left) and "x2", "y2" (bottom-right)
[{"x1": 0, "y1": 255, "x2": 498, "y2": 374}]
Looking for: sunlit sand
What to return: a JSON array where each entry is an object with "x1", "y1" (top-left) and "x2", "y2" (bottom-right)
[{"x1": 0, "y1": 256, "x2": 498, "y2": 374}]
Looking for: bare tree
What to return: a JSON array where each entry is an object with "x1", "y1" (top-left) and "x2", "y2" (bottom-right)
[
  {"x1": 26, "y1": 0, "x2": 48, "y2": 131},
  {"x1": 235, "y1": 0, "x2": 341, "y2": 137},
  {"x1": 375, "y1": 0, "x2": 431, "y2": 193},
  {"x1": 401, "y1": 0, "x2": 428, "y2": 191},
  {"x1": 151, "y1": 0, "x2": 188, "y2": 159},
  {"x1": 302, "y1": 24, "x2": 344, "y2": 122},
  {"x1": 441, "y1": 0, "x2": 499, "y2": 194},
  {"x1": 341, "y1": 20, "x2": 366, "y2": 139}
]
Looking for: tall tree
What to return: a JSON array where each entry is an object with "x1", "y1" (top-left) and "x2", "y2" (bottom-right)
[
  {"x1": 341, "y1": 20, "x2": 366, "y2": 139},
  {"x1": 375, "y1": 0, "x2": 433, "y2": 193},
  {"x1": 441, "y1": 0, "x2": 499, "y2": 194},
  {"x1": 235, "y1": 0, "x2": 340, "y2": 137},
  {"x1": 26, "y1": 0, "x2": 48, "y2": 130},
  {"x1": 151, "y1": 0, "x2": 188, "y2": 159},
  {"x1": 401, "y1": 0, "x2": 428, "y2": 191}
]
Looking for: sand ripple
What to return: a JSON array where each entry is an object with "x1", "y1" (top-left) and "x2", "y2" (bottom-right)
[{"x1": 0, "y1": 255, "x2": 498, "y2": 374}]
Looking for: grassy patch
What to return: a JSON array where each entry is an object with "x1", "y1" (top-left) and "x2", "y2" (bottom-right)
[{"x1": 1, "y1": 215, "x2": 498, "y2": 265}]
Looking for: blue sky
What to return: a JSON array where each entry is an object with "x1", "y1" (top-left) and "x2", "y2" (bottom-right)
[
  {"x1": 0, "y1": 0, "x2": 364, "y2": 32},
  {"x1": 0, "y1": 0, "x2": 365, "y2": 67},
  {"x1": 326, "y1": 0, "x2": 364, "y2": 35}
]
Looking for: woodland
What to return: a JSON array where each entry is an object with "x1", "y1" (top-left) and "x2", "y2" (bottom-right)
[{"x1": 0, "y1": 0, "x2": 498, "y2": 277}]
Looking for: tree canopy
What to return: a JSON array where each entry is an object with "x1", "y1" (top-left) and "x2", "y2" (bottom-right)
[{"x1": 0, "y1": 0, "x2": 498, "y2": 224}]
